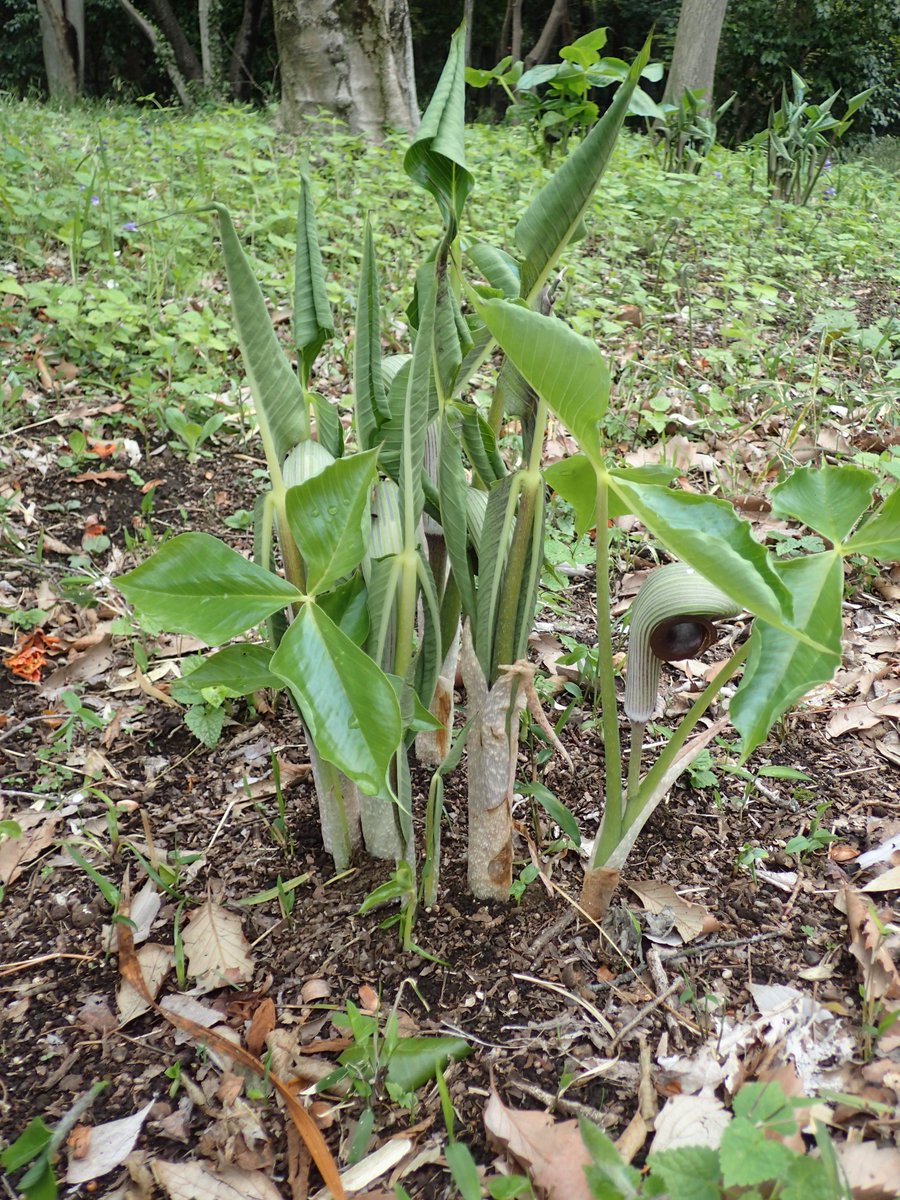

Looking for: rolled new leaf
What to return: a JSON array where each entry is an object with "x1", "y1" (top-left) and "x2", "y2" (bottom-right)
[{"x1": 624, "y1": 563, "x2": 740, "y2": 724}]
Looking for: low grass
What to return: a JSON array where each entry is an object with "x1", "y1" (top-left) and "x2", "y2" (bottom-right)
[{"x1": 1, "y1": 98, "x2": 898, "y2": 480}]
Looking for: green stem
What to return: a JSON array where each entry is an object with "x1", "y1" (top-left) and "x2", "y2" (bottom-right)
[
  {"x1": 492, "y1": 399, "x2": 548, "y2": 672},
  {"x1": 625, "y1": 640, "x2": 749, "y2": 829},
  {"x1": 590, "y1": 468, "x2": 623, "y2": 856},
  {"x1": 626, "y1": 722, "x2": 645, "y2": 806}
]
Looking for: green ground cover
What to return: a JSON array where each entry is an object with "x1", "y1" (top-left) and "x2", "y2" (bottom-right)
[{"x1": 2, "y1": 100, "x2": 898, "y2": 470}]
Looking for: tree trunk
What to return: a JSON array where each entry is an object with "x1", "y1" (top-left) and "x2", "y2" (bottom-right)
[
  {"x1": 496, "y1": 0, "x2": 523, "y2": 62},
  {"x1": 147, "y1": 0, "x2": 203, "y2": 83},
  {"x1": 274, "y1": 0, "x2": 419, "y2": 141},
  {"x1": 524, "y1": 0, "x2": 567, "y2": 69},
  {"x1": 229, "y1": 0, "x2": 268, "y2": 101},
  {"x1": 198, "y1": 0, "x2": 225, "y2": 94},
  {"x1": 662, "y1": 0, "x2": 729, "y2": 112},
  {"x1": 463, "y1": 0, "x2": 474, "y2": 66},
  {"x1": 36, "y1": 0, "x2": 80, "y2": 98},
  {"x1": 114, "y1": 0, "x2": 195, "y2": 106}
]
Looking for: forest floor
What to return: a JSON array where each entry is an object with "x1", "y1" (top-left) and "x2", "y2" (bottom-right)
[
  {"x1": 3, "y1": 386, "x2": 900, "y2": 1200},
  {"x1": 1, "y1": 104, "x2": 900, "y2": 1200}
]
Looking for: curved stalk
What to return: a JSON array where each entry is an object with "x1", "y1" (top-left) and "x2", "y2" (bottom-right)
[{"x1": 593, "y1": 467, "x2": 623, "y2": 823}]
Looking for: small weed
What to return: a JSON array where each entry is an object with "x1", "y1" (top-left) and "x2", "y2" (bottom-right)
[
  {"x1": 317, "y1": 991, "x2": 468, "y2": 1164},
  {"x1": 736, "y1": 843, "x2": 769, "y2": 881}
]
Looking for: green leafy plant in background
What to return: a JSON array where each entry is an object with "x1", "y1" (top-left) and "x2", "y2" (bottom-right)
[
  {"x1": 657, "y1": 88, "x2": 735, "y2": 174},
  {"x1": 753, "y1": 70, "x2": 873, "y2": 204},
  {"x1": 466, "y1": 27, "x2": 663, "y2": 165}
]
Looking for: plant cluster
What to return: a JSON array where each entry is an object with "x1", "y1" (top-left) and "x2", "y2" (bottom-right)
[
  {"x1": 113, "y1": 26, "x2": 899, "y2": 932},
  {"x1": 752, "y1": 69, "x2": 873, "y2": 205},
  {"x1": 656, "y1": 87, "x2": 735, "y2": 174},
  {"x1": 466, "y1": 27, "x2": 664, "y2": 165}
]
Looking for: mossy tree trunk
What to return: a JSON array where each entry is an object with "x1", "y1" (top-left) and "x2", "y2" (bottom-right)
[{"x1": 273, "y1": 0, "x2": 419, "y2": 140}]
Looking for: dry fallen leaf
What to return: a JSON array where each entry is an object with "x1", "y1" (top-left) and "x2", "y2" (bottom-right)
[
  {"x1": 246, "y1": 997, "x2": 276, "y2": 1057},
  {"x1": 182, "y1": 900, "x2": 254, "y2": 993},
  {"x1": 151, "y1": 1159, "x2": 284, "y2": 1200},
  {"x1": 484, "y1": 1089, "x2": 593, "y2": 1200},
  {"x1": 835, "y1": 884, "x2": 900, "y2": 1001},
  {"x1": 0, "y1": 811, "x2": 61, "y2": 886},
  {"x1": 66, "y1": 1099, "x2": 155, "y2": 1184},
  {"x1": 826, "y1": 692, "x2": 900, "y2": 738},
  {"x1": 624, "y1": 879, "x2": 715, "y2": 943},
  {"x1": 861, "y1": 865, "x2": 900, "y2": 893},
  {"x1": 117, "y1": 943, "x2": 174, "y2": 1025},
  {"x1": 650, "y1": 1094, "x2": 731, "y2": 1154},
  {"x1": 41, "y1": 634, "x2": 115, "y2": 693},
  {"x1": 838, "y1": 1141, "x2": 900, "y2": 1200}
]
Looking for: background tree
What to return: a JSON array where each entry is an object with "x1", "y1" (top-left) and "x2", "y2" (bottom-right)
[
  {"x1": 661, "y1": 0, "x2": 727, "y2": 111},
  {"x1": 273, "y1": 0, "x2": 419, "y2": 139},
  {"x1": 35, "y1": 0, "x2": 84, "y2": 98}
]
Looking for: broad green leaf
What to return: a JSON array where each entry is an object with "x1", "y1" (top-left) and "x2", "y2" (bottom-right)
[
  {"x1": 648, "y1": 1146, "x2": 721, "y2": 1200},
  {"x1": 282, "y1": 438, "x2": 334, "y2": 487},
  {"x1": 16, "y1": 1157, "x2": 56, "y2": 1200},
  {"x1": 719, "y1": 1117, "x2": 795, "y2": 1189},
  {"x1": 316, "y1": 573, "x2": 370, "y2": 645},
  {"x1": 732, "y1": 1081, "x2": 797, "y2": 1135},
  {"x1": 184, "y1": 704, "x2": 226, "y2": 747},
  {"x1": 285, "y1": 450, "x2": 377, "y2": 594},
  {"x1": 269, "y1": 602, "x2": 401, "y2": 795},
  {"x1": 385, "y1": 674, "x2": 443, "y2": 733},
  {"x1": 211, "y1": 204, "x2": 309, "y2": 463},
  {"x1": 187, "y1": 643, "x2": 282, "y2": 693},
  {"x1": 579, "y1": 1118, "x2": 642, "y2": 1195},
  {"x1": 310, "y1": 392, "x2": 343, "y2": 459},
  {"x1": 460, "y1": 405, "x2": 505, "y2": 486},
  {"x1": 433, "y1": 265, "x2": 469, "y2": 400},
  {"x1": 771, "y1": 464, "x2": 875, "y2": 543},
  {"x1": 843, "y1": 486, "x2": 900, "y2": 559},
  {"x1": 517, "y1": 781, "x2": 580, "y2": 846},
  {"x1": 474, "y1": 297, "x2": 610, "y2": 465},
  {"x1": 383, "y1": 262, "x2": 438, "y2": 535},
  {"x1": 293, "y1": 171, "x2": 333, "y2": 384},
  {"x1": 118, "y1": 533, "x2": 301, "y2": 645},
  {"x1": 730, "y1": 553, "x2": 843, "y2": 759},
  {"x1": 510, "y1": 480, "x2": 546, "y2": 662},
  {"x1": 781, "y1": 1156, "x2": 832, "y2": 1200},
  {"x1": 445, "y1": 1142, "x2": 481, "y2": 1200},
  {"x1": 609, "y1": 481, "x2": 793, "y2": 627},
  {"x1": 365, "y1": 554, "x2": 401, "y2": 669},
  {"x1": 465, "y1": 241, "x2": 520, "y2": 298},
  {"x1": 438, "y1": 412, "x2": 477, "y2": 621},
  {"x1": 415, "y1": 551, "x2": 443, "y2": 709},
  {"x1": 1, "y1": 1117, "x2": 52, "y2": 1171},
  {"x1": 515, "y1": 37, "x2": 651, "y2": 299},
  {"x1": 353, "y1": 220, "x2": 389, "y2": 451},
  {"x1": 384, "y1": 1036, "x2": 470, "y2": 1092},
  {"x1": 544, "y1": 456, "x2": 679, "y2": 535},
  {"x1": 474, "y1": 474, "x2": 521, "y2": 676},
  {"x1": 404, "y1": 23, "x2": 472, "y2": 224}
]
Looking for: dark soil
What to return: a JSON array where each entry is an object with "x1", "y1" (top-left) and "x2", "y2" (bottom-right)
[{"x1": 2, "y1": 429, "x2": 899, "y2": 1199}]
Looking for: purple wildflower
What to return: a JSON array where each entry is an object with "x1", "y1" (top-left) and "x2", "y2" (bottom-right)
[
  {"x1": 713, "y1": 170, "x2": 722, "y2": 179},
  {"x1": 823, "y1": 186, "x2": 836, "y2": 198},
  {"x1": 823, "y1": 157, "x2": 832, "y2": 171},
  {"x1": 122, "y1": 221, "x2": 138, "y2": 232},
  {"x1": 90, "y1": 195, "x2": 100, "y2": 206}
]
